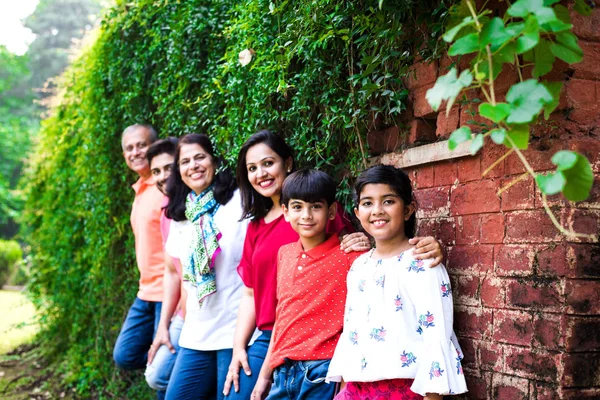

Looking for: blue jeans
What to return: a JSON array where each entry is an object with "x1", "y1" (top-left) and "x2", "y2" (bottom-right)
[
  {"x1": 165, "y1": 347, "x2": 233, "y2": 400},
  {"x1": 113, "y1": 297, "x2": 162, "y2": 370},
  {"x1": 145, "y1": 314, "x2": 184, "y2": 399},
  {"x1": 266, "y1": 359, "x2": 335, "y2": 400},
  {"x1": 225, "y1": 330, "x2": 272, "y2": 400}
]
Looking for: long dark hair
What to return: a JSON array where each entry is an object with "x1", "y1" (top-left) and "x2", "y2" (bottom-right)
[
  {"x1": 354, "y1": 165, "x2": 416, "y2": 238},
  {"x1": 236, "y1": 130, "x2": 294, "y2": 221},
  {"x1": 165, "y1": 134, "x2": 236, "y2": 222}
]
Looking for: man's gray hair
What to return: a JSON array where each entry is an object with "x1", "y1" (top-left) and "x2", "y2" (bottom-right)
[{"x1": 121, "y1": 124, "x2": 158, "y2": 148}]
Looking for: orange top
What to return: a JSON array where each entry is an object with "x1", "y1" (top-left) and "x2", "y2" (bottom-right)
[
  {"x1": 130, "y1": 177, "x2": 165, "y2": 302},
  {"x1": 269, "y1": 234, "x2": 363, "y2": 369}
]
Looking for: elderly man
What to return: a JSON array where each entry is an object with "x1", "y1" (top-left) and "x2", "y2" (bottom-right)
[{"x1": 113, "y1": 124, "x2": 166, "y2": 371}]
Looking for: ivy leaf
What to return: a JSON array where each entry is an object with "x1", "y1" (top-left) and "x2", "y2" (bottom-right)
[
  {"x1": 481, "y1": 18, "x2": 511, "y2": 50},
  {"x1": 550, "y1": 32, "x2": 583, "y2": 63},
  {"x1": 536, "y1": 172, "x2": 566, "y2": 195},
  {"x1": 532, "y1": 39, "x2": 556, "y2": 77},
  {"x1": 551, "y1": 151, "x2": 594, "y2": 201},
  {"x1": 448, "y1": 33, "x2": 480, "y2": 56},
  {"x1": 543, "y1": 0, "x2": 561, "y2": 5},
  {"x1": 505, "y1": 22, "x2": 525, "y2": 38},
  {"x1": 542, "y1": 81, "x2": 563, "y2": 119},
  {"x1": 508, "y1": 0, "x2": 543, "y2": 18},
  {"x1": 505, "y1": 124, "x2": 530, "y2": 149},
  {"x1": 443, "y1": 16, "x2": 475, "y2": 42},
  {"x1": 574, "y1": 0, "x2": 593, "y2": 16},
  {"x1": 470, "y1": 133, "x2": 485, "y2": 154},
  {"x1": 494, "y1": 42, "x2": 516, "y2": 64},
  {"x1": 553, "y1": 5, "x2": 571, "y2": 24},
  {"x1": 426, "y1": 68, "x2": 473, "y2": 111},
  {"x1": 479, "y1": 102, "x2": 512, "y2": 122},
  {"x1": 448, "y1": 126, "x2": 472, "y2": 150},
  {"x1": 516, "y1": 16, "x2": 540, "y2": 54},
  {"x1": 490, "y1": 128, "x2": 507, "y2": 144},
  {"x1": 506, "y1": 79, "x2": 553, "y2": 124}
]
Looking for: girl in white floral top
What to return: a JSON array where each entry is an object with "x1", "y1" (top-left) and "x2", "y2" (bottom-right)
[{"x1": 326, "y1": 165, "x2": 467, "y2": 400}]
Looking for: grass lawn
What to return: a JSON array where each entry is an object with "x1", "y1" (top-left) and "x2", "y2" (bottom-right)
[{"x1": 0, "y1": 290, "x2": 38, "y2": 355}]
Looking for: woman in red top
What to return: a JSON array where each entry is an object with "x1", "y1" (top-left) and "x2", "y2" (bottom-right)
[{"x1": 223, "y1": 130, "x2": 443, "y2": 400}]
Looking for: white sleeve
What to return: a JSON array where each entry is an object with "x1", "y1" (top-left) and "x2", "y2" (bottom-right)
[{"x1": 165, "y1": 220, "x2": 184, "y2": 260}]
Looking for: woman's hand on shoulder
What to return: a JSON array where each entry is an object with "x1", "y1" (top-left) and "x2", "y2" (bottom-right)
[
  {"x1": 223, "y1": 347, "x2": 251, "y2": 395},
  {"x1": 409, "y1": 236, "x2": 443, "y2": 267},
  {"x1": 340, "y1": 232, "x2": 371, "y2": 253}
]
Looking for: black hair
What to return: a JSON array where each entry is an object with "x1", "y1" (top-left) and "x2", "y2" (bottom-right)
[
  {"x1": 281, "y1": 169, "x2": 336, "y2": 208},
  {"x1": 146, "y1": 137, "x2": 179, "y2": 165},
  {"x1": 354, "y1": 165, "x2": 416, "y2": 238},
  {"x1": 236, "y1": 129, "x2": 295, "y2": 221},
  {"x1": 165, "y1": 134, "x2": 236, "y2": 222}
]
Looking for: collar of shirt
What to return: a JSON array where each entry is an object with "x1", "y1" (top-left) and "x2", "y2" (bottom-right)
[
  {"x1": 131, "y1": 176, "x2": 156, "y2": 195},
  {"x1": 291, "y1": 233, "x2": 340, "y2": 260}
]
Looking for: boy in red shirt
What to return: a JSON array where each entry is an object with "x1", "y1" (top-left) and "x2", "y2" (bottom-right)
[{"x1": 251, "y1": 169, "x2": 363, "y2": 400}]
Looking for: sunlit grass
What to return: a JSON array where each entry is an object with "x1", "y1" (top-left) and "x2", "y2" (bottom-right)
[{"x1": 0, "y1": 290, "x2": 38, "y2": 355}]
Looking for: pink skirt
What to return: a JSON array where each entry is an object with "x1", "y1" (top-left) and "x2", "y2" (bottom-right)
[{"x1": 334, "y1": 379, "x2": 422, "y2": 400}]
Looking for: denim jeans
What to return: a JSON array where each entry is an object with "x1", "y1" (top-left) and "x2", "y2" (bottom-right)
[
  {"x1": 145, "y1": 314, "x2": 184, "y2": 400},
  {"x1": 113, "y1": 297, "x2": 162, "y2": 370},
  {"x1": 266, "y1": 359, "x2": 336, "y2": 400},
  {"x1": 165, "y1": 347, "x2": 233, "y2": 400},
  {"x1": 225, "y1": 330, "x2": 272, "y2": 400}
]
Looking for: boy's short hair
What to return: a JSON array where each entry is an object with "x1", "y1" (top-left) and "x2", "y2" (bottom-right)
[
  {"x1": 281, "y1": 169, "x2": 336, "y2": 207},
  {"x1": 146, "y1": 137, "x2": 179, "y2": 164}
]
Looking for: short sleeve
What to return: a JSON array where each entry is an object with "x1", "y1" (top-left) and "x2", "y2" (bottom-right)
[
  {"x1": 326, "y1": 202, "x2": 355, "y2": 235},
  {"x1": 404, "y1": 262, "x2": 467, "y2": 396},
  {"x1": 237, "y1": 221, "x2": 256, "y2": 288},
  {"x1": 165, "y1": 220, "x2": 184, "y2": 260}
]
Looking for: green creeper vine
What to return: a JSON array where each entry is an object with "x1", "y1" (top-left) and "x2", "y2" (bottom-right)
[{"x1": 426, "y1": 0, "x2": 596, "y2": 239}]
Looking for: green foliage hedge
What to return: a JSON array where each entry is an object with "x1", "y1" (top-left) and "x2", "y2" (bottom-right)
[
  {"x1": 22, "y1": 0, "x2": 447, "y2": 396},
  {"x1": 0, "y1": 239, "x2": 22, "y2": 286}
]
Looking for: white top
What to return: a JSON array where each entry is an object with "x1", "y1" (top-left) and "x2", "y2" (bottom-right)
[
  {"x1": 165, "y1": 190, "x2": 257, "y2": 351},
  {"x1": 326, "y1": 250, "x2": 468, "y2": 397}
]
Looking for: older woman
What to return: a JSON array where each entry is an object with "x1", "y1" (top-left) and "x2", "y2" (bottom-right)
[{"x1": 163, "y1": 134, "x2": 256, "y2": 400}]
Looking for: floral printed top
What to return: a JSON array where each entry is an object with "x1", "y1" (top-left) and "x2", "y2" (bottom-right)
[{"x1": 326, "y1": 249, "x2": 468, "y2": 397}]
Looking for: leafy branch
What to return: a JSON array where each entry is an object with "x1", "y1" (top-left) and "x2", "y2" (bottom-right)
[{"x1": 427, "y1": 0, "x2": 595, "y2": 240}]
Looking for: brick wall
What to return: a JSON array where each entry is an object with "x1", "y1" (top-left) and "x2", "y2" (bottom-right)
[{"x1": 367, "y1": 4, "x2": 600, "y2": 399}]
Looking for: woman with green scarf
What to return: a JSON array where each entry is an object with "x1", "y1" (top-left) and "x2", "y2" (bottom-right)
[{"x1": 163, "y1": 134, "x2": 257, "y2": 400}]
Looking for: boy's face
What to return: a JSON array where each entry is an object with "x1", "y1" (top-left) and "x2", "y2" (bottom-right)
[
  {"x1": 283, "y1": 199, "x2": 337, "y2": 242},
  {"x1": 150, "y1": 152, "x2": 175, "y2": 195}
]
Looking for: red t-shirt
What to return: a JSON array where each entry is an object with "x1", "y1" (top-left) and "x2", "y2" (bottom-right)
[
  {"x1": 237, "y1": 203, "x2": 353, "y2": 331},
  {"x1": 269, "y1": 234, "x2": 363, "y2": 368}
]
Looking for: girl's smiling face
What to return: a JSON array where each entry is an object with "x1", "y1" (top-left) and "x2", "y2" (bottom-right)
[
  {"x1": 245, "y1": 143, "x2": 292, "y2": 200},
  {"x1": 354, "y1": 183, "x2": 414, "y2": 242}
]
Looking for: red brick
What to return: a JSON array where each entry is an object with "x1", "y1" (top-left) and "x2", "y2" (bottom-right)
[
  {"x1": 481, "y1": 213, "x2": 505, "y2": 244},
  {"x1": 454, "y1": 305, "x2": 493, "y2": 340},
  {"x1": 563, "y1": 388, "x2": 600, "y2": 400},
  {"x1": 451, "y1": 274, "x2": 480, "y2": 306},
  {"x1": 567, "y1": 244, "x2": 600, "y2": 278},
  {"x1": 479, "y1": 341, "x2": 503, "y2": 372},
  {"x1": 564, "y1": 209, "x2": 600, "y2": 243},
  {"x1": 493, "y1": 309, "x2": 533, "y2": 346},
  {"x1": 414, "y1": 186, "x2": 450, "y2": 218},
  {"x1": 434, "y1": 161, "x2": 458, "y2": 186},
  {"x1": 414, "y1": 165, "x2": 434, "y2": 189},
  {"x1": 494, "y1": 65, "x2": 519, "y2": 94},
  {"x1": 506, "y1": 278, "x2": 563, "y2": 312},
  {"x1": 405, "y1": 60, "x2": 438, "y2": 91},
  {"x1": 435, "y1": 106, "x2": 460, "y2": 139},
  {"x1": 456, "y1": 154, "x2": 481, "y2": 183},
  {"x1": 447, "y1": 245, "x2": 494, "y2": 274},
  {"x1": 494, "y1": 245, "x2": 534, "y2": 276},
  {"x1": 565, "y1": 315, "x2": 600, "y2": 352},
  {"x1": 568, "y1": 137, "x2": 600, "y2": 172},
  {"x1": 504, "y1": 346, "x2": 559, "y2": 382},
  {"x1": 491, "y1": 374, "x2": 529, "y2": 399},
  {"x1": 564, "y1": 279, "x2": 600, "y2": 314},
  {"x1": 416, "y1": 217, "x2": 455, "y2": 247},
  {"x1": 574, "y1": 40, "x2": 600, "y2": 81},
  {"x1": 451, "y1": 180, "x2": 501, "y2": 215},
  {"x1": 480, "y1": 276, "x2": 505, "y2": 308},
  {"x1": 534, "y1": 382, "x2": 560, "y2": 400},
  {"x1": 460, "y1": 105, "x2": 491, "y2": 133},
  {"x1": 481, "y1": 143, "x2": 507, "y2": 178},
  {"x1": 572, "y1": 6, "x2": 600, "y2": 41},
  {"x1": 533, "y1": 313, "x2": 565, "y2": 352},
  {"x1": 367, "y1": 126, "x2": 401, "y2": 156},
  {"x1": 456, "y1": 215, "x2": 481, "y2": 245},
  {"x1": 537, "y1": 244, "x2": 569, "y2": 277},
  {"x1": 408, "y1": 119, "x2": 436, "y2": 145},
  {"x1": 412, "y1": 83, "x2": 436, "y2": 118},
  {"x1": 561, "y1": 352, "x2": 600, "y2": 387},
  {"x1": 464, "y1": 370, "x2": 491, "y2": 399},
  {"x1": 505, "y1": 210, "x2": 562, "y2": 243},
  {"x1": 500, "y1": 175, "x2": 535, "y2": 211},
  {"x1": 505, "y1": 149, "x2": 555, "y2": 175},
  {"x1": 458, "y1": 337, "x2": 477, "y2": 368},
  {"x1": 565, "y1": 79, "x2": 600, "y2": 125}
]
